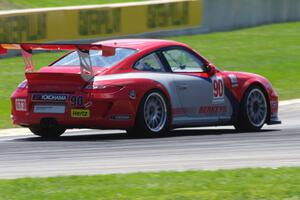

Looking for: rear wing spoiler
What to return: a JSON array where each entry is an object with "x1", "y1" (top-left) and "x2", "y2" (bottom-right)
[{"x1": 0, "y1": 43, "x2": 116, "y2": 81}]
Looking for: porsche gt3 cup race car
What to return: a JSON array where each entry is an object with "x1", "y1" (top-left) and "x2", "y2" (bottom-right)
[{"x1": 0, "y1": 39, "x2": 281, "y2": 138}]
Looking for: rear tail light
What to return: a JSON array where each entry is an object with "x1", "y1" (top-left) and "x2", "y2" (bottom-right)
[{"x1": 84, "y1": 83, "x2": 123, "y2": 93}]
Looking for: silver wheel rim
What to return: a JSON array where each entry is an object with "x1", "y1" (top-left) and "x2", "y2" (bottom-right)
[
  {"x1": 144, "y1": 92, "x2": 167, "y2": 133},
  {"x1": 246, "y1": 88, "x2": 267, "y2": 127}
]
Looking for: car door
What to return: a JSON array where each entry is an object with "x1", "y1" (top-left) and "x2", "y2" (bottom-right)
[{"x1": 161, "y1": 47, "x2": 223, "y2": 123}]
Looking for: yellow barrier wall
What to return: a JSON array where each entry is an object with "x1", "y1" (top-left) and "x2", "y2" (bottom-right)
[{"x1": 0, "y1": 0, "x2": 202, "y2": 43}]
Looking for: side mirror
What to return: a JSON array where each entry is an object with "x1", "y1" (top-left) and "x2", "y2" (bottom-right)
[{"x1": 206, "y1": 63, "x2": 217, "y2": 76}]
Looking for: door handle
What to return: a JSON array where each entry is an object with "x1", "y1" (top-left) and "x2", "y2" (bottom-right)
[{"x1": 178, "y1": 84, "x2": 188, "y2": 90}]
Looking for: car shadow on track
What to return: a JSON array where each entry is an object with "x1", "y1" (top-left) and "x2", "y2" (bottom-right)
[{"x1": 15, "y1": 128, "x2": 281, "y2": 142}]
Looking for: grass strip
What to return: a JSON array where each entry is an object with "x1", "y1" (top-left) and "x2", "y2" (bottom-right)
[{"x1": 0, "y1": 167, "x2": 300, "y2": 200}]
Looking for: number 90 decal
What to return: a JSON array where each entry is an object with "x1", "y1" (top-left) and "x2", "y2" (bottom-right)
[
  {"x1": 70, "y1": 96, "x2": 84, "y2": 107},
  {"x1": 212, "y1": 76, "x2": 224, "y2": 103}
]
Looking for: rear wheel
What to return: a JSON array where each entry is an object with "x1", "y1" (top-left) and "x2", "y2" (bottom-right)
[
  {"x1": 128, "y1": 90, "x2": 170, "y2": 136},
  {"x1": 235, "y1": 86, "x2": 268, "y2": 132},
  {"x1": 29, "y1": 124, "x2": 66, "y2": 138}
]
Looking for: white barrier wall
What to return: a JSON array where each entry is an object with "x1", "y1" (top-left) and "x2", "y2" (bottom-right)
[{"x1": 203, "y1": 0, "x2": 300, "y2": 32}]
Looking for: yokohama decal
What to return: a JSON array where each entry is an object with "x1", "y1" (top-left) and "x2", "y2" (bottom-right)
[
  {"x1": 32, "y1": 94, "x2": 68, "y2": 102},
  {"x1": 212, "y1": 75, "x2": 224, "y2": 104}
]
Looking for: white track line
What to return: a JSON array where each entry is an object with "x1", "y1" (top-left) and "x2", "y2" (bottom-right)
[
  {"x1": 279, "y1": 98, "x2": 300, "y2": 106},
  {"x1": 0, "y1": 0, "x2": 182, "y2": 15}
]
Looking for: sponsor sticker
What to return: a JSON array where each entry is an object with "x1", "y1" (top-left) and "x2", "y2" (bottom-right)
[
  {"x1": 33, "y1": 105, "x2": 66, "y2": 114},
  {"x1": 70, "y1": 96, "x2": 84, "y2": 107},
  {"x1": 211, "y1": 76, "x2": 225, "y2": 104},
  {"x1": 111, "y1": 115, "x2": 131, "y2": 120},
  {"x1": 32, "y1": 94, "x2": 68, "y2": 102},
  {"x1": 15, "y1": 98, "x2": 27, "y2": 111},
  {"x1": 199, "y1": 106, "x2": 227, "y2": 114},
  {"x1": 71, "y1": 109, "x2": 90, "y2": 118},
  {"x1": 229, "y1": 74, "x2": 238, "y2": 87}
]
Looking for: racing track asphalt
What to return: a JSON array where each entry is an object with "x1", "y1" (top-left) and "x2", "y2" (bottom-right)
[{"x1": 0, "y1": 101, "x2": 299, "y2": 179}]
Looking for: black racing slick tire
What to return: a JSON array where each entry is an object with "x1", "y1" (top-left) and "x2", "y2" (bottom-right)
[
  {"x1": 234, "y1": 85, "x2": 268, "y2": 132},
  {"x1": 128, "y1": 90, "x2": 170, "y2": 137},
  {"x1": 29, "y1": 125, "x2": 66, "y2": 138}
]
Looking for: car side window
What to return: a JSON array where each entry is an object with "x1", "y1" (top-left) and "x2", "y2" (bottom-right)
[
  {"x1": 162, "y1": 49, "x2": 205, "y2": 72},
  {"x1": 134, "y1": 53, "x2": 165, "y2": 72}
]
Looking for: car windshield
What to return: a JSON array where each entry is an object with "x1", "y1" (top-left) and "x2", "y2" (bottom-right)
[{"x1": 52, "y1": 48, "x2": 137, "y2": 68}]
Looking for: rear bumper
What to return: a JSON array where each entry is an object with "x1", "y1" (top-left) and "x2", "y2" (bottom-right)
[
  {"x1": 12, "y1": 114, "x2": 134, "y2": 129},
  {"x1": 11, "y1": 90, "x2": 137, "y2": 129}
]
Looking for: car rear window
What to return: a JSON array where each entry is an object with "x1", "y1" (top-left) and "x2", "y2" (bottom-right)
[{"x1": 52, "y1": 48, "x2": 137, "y2": 68}]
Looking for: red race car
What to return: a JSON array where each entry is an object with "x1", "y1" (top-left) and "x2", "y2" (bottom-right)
[{"x1": 0, "y1": 39, "x2": 280, "y2": 138}]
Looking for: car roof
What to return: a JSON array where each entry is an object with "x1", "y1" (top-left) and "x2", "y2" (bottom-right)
[{"x1": 93, "y1": 39, "x2": 185, "y2": 51}]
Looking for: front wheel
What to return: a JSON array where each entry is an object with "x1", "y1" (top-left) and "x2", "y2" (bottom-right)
[
  {"x1": 129, "y1": 90, "x2": 170, "y2": 136},
  {"x1": 234, "y1": 86, "x2": 268, "y2": 132}
]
